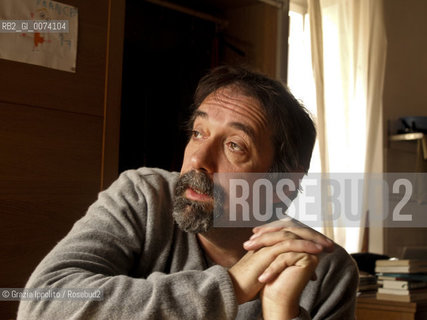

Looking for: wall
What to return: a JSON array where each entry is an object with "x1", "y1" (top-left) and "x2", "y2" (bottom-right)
[
  {"x1": 223, "y1": 2, "x2": 280, "y2": 78},
  {"x1": 382, "y1": 0, "x2": 427, "y2": 257},
  {"x1": 0, "y1": 1, "x2": 124, "y2": 318}
]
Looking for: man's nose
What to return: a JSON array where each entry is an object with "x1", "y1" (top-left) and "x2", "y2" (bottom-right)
[{"x1": 190, "y1": 140, "x2": 217, "y2": 174}]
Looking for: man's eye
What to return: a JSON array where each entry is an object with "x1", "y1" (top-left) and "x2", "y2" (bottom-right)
[
  {"x1": 191, "y1": 130, "x2": 203, "y2": 139},
  {"x1": 228, "y1": 142, "x2": 244, "y2": 152}
]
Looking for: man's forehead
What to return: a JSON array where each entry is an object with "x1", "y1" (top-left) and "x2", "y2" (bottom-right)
[
  {"x1": 192, "y1": 88, "x2": 271, "y2": 145},
  {"x1": 206, "y1": 86, "x2": 258, "y2": 106},
  {"x1": 198, "y1": 87, "x2": 267, "y2": 123}
]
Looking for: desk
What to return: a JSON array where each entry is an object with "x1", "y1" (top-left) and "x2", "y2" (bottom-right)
[{"x1": 356, "y1": 294, "x2": 427, "y2": 320}]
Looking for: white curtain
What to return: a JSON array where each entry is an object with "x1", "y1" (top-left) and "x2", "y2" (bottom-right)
[{"x1": 307, "y1": 0, "x2": 387, "y2": 253}]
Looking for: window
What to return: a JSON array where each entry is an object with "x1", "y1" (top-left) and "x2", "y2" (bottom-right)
[{"x1": 287, "y1": 1, "x2": 369, "y2": 253}]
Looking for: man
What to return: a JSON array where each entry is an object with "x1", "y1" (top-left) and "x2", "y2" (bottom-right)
[{"x1": 18, "y1": 66, "x2": 358, "y2": 319}]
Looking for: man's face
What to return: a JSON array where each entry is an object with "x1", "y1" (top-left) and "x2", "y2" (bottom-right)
[{"x1": 173, "y1": 86, "x2": 274, "y2": 233}]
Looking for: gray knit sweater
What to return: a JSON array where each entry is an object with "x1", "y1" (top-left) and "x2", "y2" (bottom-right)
[{"x1": 17, "y1": 167, "x2": 358, "y2": 319}]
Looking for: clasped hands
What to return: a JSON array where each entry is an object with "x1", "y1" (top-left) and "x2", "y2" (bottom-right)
[{"x1": 228, "y1": 218, "x2": 334, "y2": 319}]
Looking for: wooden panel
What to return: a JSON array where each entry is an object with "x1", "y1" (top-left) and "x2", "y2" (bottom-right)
[
  {"x1": 0, "y1": 103, "x2": 103, "y2": 318},
  {"x1": 101, "y1": 0, "x2": 125, "y2": 189},
  {"x1": 356, "y1": 309, "x2": 415, "y2": 320},
  {"x1": 384, "y1": 227, "x2": 427, "y2": 258},
  {"x1": 0, "y1": 1, "x2": 124, "y2": 318},
  {"x1": 224, "y1": 3, "x2": 278, "y2": 78},
  {"x1": 0, "y1": 0, "x2": 108, "y2": 116},
  {"x1": 356, "y1": 295, "x2": 427, "y2": 320}
]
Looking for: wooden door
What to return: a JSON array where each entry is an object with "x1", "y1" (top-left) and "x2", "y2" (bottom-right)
[{"x1": 0, "y1": 1, "x2": 124, "y2": 318}]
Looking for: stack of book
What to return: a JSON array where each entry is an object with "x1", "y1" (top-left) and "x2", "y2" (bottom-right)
[
  {"x1": 358, "y1": 271, "x2": 379, "y2": 295},
  {"x1": 375, "y1": 259, "x2": 427, "y2": 302}
]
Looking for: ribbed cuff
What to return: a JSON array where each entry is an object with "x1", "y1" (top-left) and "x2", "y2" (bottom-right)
[
  {"x1": 291, "y1": 307, "x2": 311, "y2": 320},
  {"x1": 205, "y1": 265, "x2": 238, "y2": 319}
]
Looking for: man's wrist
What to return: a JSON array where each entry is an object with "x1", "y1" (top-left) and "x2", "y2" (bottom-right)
[{"x1": 262, "y1": 299, "x2": 300, "y2": 320}]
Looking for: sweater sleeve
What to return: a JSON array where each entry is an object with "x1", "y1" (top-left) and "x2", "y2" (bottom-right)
[
  {"x1": 296, "y1": 245, "x2": 359, "y2": 320},
  {"x1": 17, "y1": 169, "x2": 238, "y2": 320}
]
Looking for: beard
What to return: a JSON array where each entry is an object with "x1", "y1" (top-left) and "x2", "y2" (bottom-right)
[{"x1": 172, "y1": 170, "x2": 223, "y2": 233}]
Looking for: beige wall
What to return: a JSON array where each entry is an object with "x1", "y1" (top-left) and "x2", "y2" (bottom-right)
[
  {"x1": 382, "y1": 0, "x2": 427, "y2": 257},
  {"x1": 383, "y1": 0, "x2": 427, "y2": 121}
]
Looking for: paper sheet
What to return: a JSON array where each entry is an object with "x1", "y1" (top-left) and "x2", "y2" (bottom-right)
[{"x1": 0, "y1": 0, "x2": 78, "y2": 73}]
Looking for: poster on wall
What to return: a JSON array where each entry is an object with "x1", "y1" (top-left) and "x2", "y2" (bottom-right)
[{"x1": 0, "y1": 0, "x2": 78, "y2": 73}]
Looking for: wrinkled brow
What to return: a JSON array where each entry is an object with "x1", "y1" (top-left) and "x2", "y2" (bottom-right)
[
  {"x1": 228, "y1": 121, "x2": 256, "y2": 142},
  {"x1": 188, "y1": 109, "x2": 256, "y2": 142},
  {"x1": 186, "y1": 110, "x2": 207, "y2": 135},
  {"x1": 192, "y1": 110, "x2": 208, "y2": 121}
]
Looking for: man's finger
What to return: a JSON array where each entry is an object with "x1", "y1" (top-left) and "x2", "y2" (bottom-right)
[
  {"x1": 230, "y1": 237, "x2": 321, "y2": 304},
  {"x1": 252, "y1": 217, "x2": 293, "y2": 234},
  {"x1": 252, "y1": 218, "x2": 334, "y2": 251},
  {"x1": 244, "y1": 231, "x2": 323, "y2": 253},
  {"x1": 258, "y1": 252, "x2": 319, "y2": 283}
]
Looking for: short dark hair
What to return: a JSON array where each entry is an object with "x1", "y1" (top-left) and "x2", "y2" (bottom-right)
[{"x1": 191, "y1": 65, "x2": 316, "y2": 173}]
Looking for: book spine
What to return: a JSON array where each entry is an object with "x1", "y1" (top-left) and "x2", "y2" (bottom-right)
[
  {"x1": 378, "y1": 288, "x2": 410, "y2": 295},
  {"x1": 382, "y1": 281, "x2": 427, "y2": 290},
  {"x1": 376, "y1": 273, "x2": 427, "y2": 282},
  {"x1": 376, "y1": 292, "x2": 410, "y2": 302}
]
